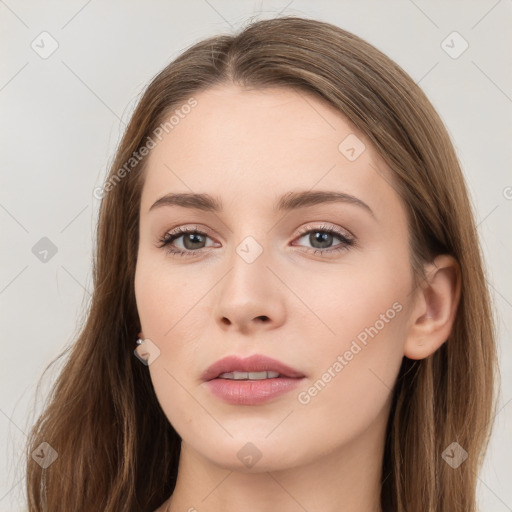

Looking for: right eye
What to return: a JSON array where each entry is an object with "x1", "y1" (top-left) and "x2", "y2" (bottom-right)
[{"x1": 157, "y1": 227, "x2": 218, "y2": 256}]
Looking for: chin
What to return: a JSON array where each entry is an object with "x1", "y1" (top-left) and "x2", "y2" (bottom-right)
[{"x1": 188, "y1": 433, "x2": 308, "y2": 473}]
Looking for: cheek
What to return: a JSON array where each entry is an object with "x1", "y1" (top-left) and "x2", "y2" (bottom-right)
[
  {"x1": 293, "y1": 323, "x2": 405, "y2": 454},
  {"x1": 134, "y1": 254, "x2": 212, "y2": 384},
  {"x1": 291, "y1": 255, "x2": 409, "y2": 437},
  {"x1": 134, "y1": 256, "x2": 210, "y2": 430},
  {"x1": 134, "y1": 253, "x2": 206, "y2": 337},
  {"x1": 288, "y1": 247, "x2": 409, "y2": 354}
]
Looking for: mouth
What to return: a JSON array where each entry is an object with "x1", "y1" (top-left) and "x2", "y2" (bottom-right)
[
  {"x1": 201, "y1": 354, "x2": 305, "y2": 382},
  {"x1": 217, "y1": 370, "x2": 281, "y2": 380},
  {"x1": 202, "y1": 354, "x2": 305, "y2": 405}
]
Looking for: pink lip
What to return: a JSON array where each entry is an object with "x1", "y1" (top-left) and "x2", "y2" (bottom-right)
[
  {"x1": 201, "y1": 354, "x2": 306, "y2": 406},
  {"x1": 201, "y1": 354, "x2": 305, "y2": 381}
]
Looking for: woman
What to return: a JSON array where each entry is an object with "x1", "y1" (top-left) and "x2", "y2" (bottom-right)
[{"x1": 26, "y1": 16, "x2": 498, "y2": 512}]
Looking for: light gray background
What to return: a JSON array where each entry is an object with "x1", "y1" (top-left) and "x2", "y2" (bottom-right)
[{"x1": 1, "y1": 1, "x2": 511, "y2": 510}]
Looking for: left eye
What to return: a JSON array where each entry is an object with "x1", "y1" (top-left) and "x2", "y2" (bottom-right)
[{"x1": 293, "y1": 227, "x2": 354, "y2": 252}]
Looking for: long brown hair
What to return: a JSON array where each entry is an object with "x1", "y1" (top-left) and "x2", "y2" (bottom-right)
[{"x1": 25, "y1": 15, "x2": 498, "y2": 511}]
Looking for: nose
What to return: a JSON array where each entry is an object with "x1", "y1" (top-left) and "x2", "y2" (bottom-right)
[{"x1": 213, "y1": 244, "x2": 286, "y2": 335}]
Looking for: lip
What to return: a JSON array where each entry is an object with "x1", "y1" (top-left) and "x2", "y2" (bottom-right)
[
  {"x1": 201, "y1": 354, "x2": 305, "y2": 381},
  {"x1": 201, "y1": 354, "x2": 306, "y2": 406}
]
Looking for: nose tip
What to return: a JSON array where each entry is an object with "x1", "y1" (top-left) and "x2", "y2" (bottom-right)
[
  {"x1": 214, "y1": 254, "x2": 287, "y2": 333},
  {"x1": 221, "y1": 314, "x2": 270, "y2": 326}
]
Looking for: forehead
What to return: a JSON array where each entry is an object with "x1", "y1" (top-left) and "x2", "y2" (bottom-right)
[{"x1": 140, "y1": 84, "x2": 400, "y2": 220}]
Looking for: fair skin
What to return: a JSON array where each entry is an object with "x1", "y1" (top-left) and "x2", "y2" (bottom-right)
[{"x1": 134, "y1": 84, "x2": 460, "y2": 512}]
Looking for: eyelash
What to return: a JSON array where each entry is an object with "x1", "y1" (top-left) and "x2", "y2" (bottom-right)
[{"x1": 156, "y1": 224, "x2": 356, "y2": 258}]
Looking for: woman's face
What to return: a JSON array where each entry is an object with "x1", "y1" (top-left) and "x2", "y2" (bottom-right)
[{"x1": 135, "y1": 84, "x2": 416, "y2": 471}]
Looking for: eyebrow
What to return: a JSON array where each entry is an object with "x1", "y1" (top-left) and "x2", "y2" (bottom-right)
[{"x1": 148, "y1": 190, "x2": 375, "y2": 218}]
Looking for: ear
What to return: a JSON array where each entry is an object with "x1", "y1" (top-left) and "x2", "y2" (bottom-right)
[{"x1": 404, "y1": 254, "x2": 461, "y2": 360}]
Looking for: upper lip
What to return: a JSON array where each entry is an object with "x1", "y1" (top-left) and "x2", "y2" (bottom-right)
[{"x1": 201, "y1": 354, "x2": 305, "y2": 381}]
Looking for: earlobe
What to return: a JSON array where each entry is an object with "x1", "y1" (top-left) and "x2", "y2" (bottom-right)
[{"x1": 404, "y1": 254, "x2": 461, "y2": 360}]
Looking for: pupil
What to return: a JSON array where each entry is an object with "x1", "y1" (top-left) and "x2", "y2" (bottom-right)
[
  {"x1": 184, "y1": 233, "x2": 204, "y2": 250},
  {"x1": 311, "y1": 231, "x2": 332, "y2": 249}
]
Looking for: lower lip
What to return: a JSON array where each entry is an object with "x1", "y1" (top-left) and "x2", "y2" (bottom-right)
[{"x1": 205, "y1": 377, "x2": 304, "y2": 405}]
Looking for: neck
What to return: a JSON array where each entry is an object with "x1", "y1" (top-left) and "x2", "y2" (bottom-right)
[{"x1": 166, "y1": 408, "x2": 387, "y2": 512}]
